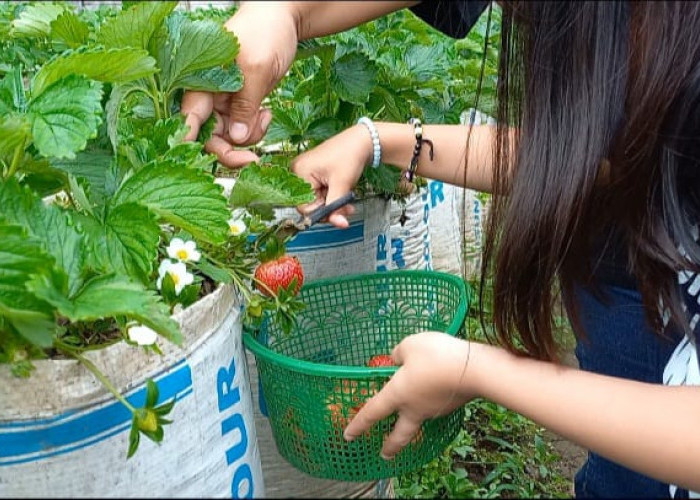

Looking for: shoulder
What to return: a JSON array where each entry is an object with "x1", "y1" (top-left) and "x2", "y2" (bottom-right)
[{"x1": 409, "y1": 1, "x2": 490, "y2": 39}]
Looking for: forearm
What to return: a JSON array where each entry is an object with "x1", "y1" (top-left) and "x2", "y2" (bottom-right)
[
  {"x1": 372, "y1": 122, "x2": 499, "y2": 193},
  {"x1": 291, "y1": 1, "x2": 419, "y2": 40},
  {"x1": 470, "y1": 342, "x2": 700, "y2": 491},
  {"x1": 235, "y1": 1, "x2": 418, "y2": 41}
]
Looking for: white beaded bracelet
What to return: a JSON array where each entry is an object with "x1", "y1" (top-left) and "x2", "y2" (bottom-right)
[{"x1": 357, "y1": 116, "x2": 381, "y2": 168}]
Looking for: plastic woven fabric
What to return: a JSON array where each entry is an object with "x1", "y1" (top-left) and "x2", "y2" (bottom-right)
[{"x1": 243, "y1": 270, "x2": 470, "y2": 481}]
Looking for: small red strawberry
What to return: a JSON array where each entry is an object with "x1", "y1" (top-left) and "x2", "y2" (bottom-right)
[
  {"x1": 254, "y1": 255, "x2": 304, "y2": 297},
  {"x1": 367, "y1": 354, "x2": 395, "y2": 367}
]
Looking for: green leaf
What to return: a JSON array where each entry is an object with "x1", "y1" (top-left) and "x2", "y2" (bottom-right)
[
  {"x1": 49, "y1": 10, "x2": 89, "y2": 49},
  {"x1": 112, "y1": 161, "x2": 230, "y2": 244},
  {"x1": 127, "y1": 420, "x2": 140, "y2": 459},
  {"x1": 231, "y1": 163, "x2": 315, "y2": 210},
  {"x1": 29, "y1": 274, "x2": 182, "y2": 346},
  {"x1": 0, "y1": 179, "x2": 86, "y2": 297},
  {"x1": 0, "y1": 67, "x2": 27, "y2": 115},
  {"x1": 196, "y1": 259, "x2": 232, "y2": 285},
  {"x1": 50, "y1": 150, "x2": 116, "y2": 205},
  {"x1": 32, "y1": 47, "x2": 158, "y2": 98},
  {"x1": 28, "y1": 75, "x2": 103, "y2": 159},
  {"x1": 10, "y1": 3, "x2": 67, "y2": 39},
  {"x1": 158, "y1": 14, "x2": 240, "y2": 91},
  {"x1": 95, "y1": 1, "x2": 177, "y2": 51},
  {"x1": 175, "y1": 65, "x2": 243, "y2": 93},
  {"x1": 306, "y1": 117, "x2": 342, "y2": 142},
  {"x1": 330, "y1": 51, "x2": 377, "y2": 105},
  {"x1": 0, "y1": 114, "x2": 30, "y2": 161},
  {"x1": 0, "y1": 222, "x2": 55, "y2": 348},
  {"x1": 145, "y1": 379, "x2": 159, "y2": 407},
  {"x1": 79, "y1": 203, "x2": 160, "y2": 282}
]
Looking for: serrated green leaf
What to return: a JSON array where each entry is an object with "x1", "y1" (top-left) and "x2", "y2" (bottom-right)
[
  {"x1": 0, "y1": 179, "x2": 86, "y2": 297},
  {"x1": 10, "y1": 3, "x2": 67, "y2": 39},
  {"x1": 112, "y1": 161, "x2": 230, "y2": 244},
  {"x1": 95, "y1": 1, "x2": 177, "y2": 51},
  {"x1": 79, "y1": 203, "x2": 159, "y2": 282},
  {"x1": 230, "y1": 163, "x2": 315, "y2": 210},
  {"x1": 29, "y1": 274, "x2": 182, "y2": 345},
  {"x1": 306, "y1": 117, "x2": 342, "y2": 143},
  {"x1": 50, "y1": 150, "x2": 116, "y2": 205},
  {"x1": 28, "y1": 75, "x2": 103, "y2": 159},
  {"x1": 175, "y1": 65, "x2": 243, "y2": 93},
  {"x1": 330, "y1": 51, "x2": 377, "y2": 105},
  {"x1": 0, "y1": 222, "x2": 55, "y2": 348},
  {"x1": 49, "y1": 10, "x2": 89, "y2": 49},
  {"x1": 158, "y1": 14, "x2": 239, "y2": 92},
  {"x1": 32, "y1": 47, "x2": 158, "y2": 98}
]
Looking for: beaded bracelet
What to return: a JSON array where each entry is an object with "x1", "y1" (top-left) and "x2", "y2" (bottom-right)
[
  {"x1": 404, "y1": 118, "x2": 434, "y2": 183},
  {"x1": 357, "y1": 116, "x2": 381, "y2": 169}
]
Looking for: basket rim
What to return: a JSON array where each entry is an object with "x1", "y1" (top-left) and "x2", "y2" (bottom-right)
[{"x1": 242, "y1": 269, "x2": 469, "y2": 378}]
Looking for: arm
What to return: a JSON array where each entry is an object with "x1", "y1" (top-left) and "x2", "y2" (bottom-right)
[
  {"x1": 182, "y1": 1, "x2": 417, "y2": 163},
  {"x1": 291, "y1": 121, "x2": 515, "y2": 227},
  {"x1": 278, "y1": 1, "x2": 420, "y2": 40},
  {"x1": 343, "y1": 333, "x2": 700, "y2": 492}
]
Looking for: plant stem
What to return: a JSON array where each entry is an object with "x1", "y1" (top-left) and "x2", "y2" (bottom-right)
[
  {"x1": 149, "y1": 76, "x2": 162, "y2": 121},
  {"x1": 57, "y1": 341, "x2": 137, "y2": 414},
  {"x1": 6, "y1": 140, "x2": 25, "y2": 180}
]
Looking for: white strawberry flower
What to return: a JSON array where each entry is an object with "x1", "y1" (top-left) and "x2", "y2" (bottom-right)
[
  {"x1": 127, "y1": 324, "x2": 158, "y2": 346},
  {"x1": 228, "y1": 217, "x2": 247, "y2": 236},
  {"x1": 166, "y1": 237, "x2": 201, "y2": 263},
  {"x1": 157, "y1": 259, "x2": 194, "y2": 295}
]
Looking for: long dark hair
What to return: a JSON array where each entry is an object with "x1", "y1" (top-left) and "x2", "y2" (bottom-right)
[{"x1": 479, "y1": 1, "x2": 700, "y2": 361}]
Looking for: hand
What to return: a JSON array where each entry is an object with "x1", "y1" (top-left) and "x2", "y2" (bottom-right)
[
  {"x1": 343, "y1": 332, "x2": 478, "y2": 459},
  {"x1": 291, "y1": 125, "x2": 374, "y2": 228},
  {"x1": 180, "y1": 3, "x2": 299, "y2": 168}
]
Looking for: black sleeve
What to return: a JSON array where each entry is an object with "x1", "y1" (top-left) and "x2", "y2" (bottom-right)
[{"x1": 409, "y1": 1, "x2": 490, "y2": 39}]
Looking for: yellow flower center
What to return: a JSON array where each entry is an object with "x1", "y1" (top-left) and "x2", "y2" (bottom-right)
[
  {"x1": 169, "y1": 272, "x2": 180, "y2": 285},
  {"x1": 176, "y1": 249, "x2": 188, "y2": 260}
]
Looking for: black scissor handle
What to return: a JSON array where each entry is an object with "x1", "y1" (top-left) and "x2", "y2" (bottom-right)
[{"x1": 306, "y1": 191, "x2": 357, "y2": 226}]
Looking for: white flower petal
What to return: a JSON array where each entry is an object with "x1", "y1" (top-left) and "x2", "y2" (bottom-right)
[
  {"x1": 128, "y1": 324, "x2": 158, "y2": 346},
  {"x1": 158, "y1": 259, "x2": 174, "y2": 278},
  {"x1": 229, "y1": 219, "x2": 247, "y2": 236}
]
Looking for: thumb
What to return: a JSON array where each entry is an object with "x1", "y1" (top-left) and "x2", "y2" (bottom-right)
[{"x1": 228, "y1": 69, "x2": 273, "y2": 144}]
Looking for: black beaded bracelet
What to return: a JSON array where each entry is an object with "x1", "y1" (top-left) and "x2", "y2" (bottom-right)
[{"x1": 404, "y1": 118, "x2": 434, "y2": 183}]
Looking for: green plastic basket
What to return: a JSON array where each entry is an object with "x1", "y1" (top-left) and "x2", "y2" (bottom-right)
[{"x1": 243, "y1": 270, "x2": 470, "y2": 481}]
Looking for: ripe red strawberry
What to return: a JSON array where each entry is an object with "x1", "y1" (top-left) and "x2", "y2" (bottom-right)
[
  {"x1": 254, "y1": 255, "x2": 304, "y2": 297},
  {"x1": 367, "y1": 354, "x2": 395, "y2": 367}
]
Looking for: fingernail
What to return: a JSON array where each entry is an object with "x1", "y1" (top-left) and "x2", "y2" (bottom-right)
[
  {"x1": 380, "y1": 452, "x2": 393, "y2": 461},
  {"x1": 343, "y1": 432, "x2": 356, "y2": 442},
  {"x1": 260, "y1": 111, "x2": 272, "y2": 133},
  {"x1": 230, "y1": 122, "x2": 249, "y2": 142}
]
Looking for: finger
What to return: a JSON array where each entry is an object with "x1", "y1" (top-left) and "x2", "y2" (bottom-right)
[
  {"x1": 344, "y1": 388, "x2": 396, "y2": 442},
  {"x1": 204, "y1": 136, "x2": 260, "y2": 169},
  {"x1": 228, "y1": 69, "x2": 275, "y2": 144},
  {"x1": 380, "y1": 414, "x2": 423, "y2": 459},
  {"x1": 181, "y1": 91, "x2": 214, "y2": 141},
  {"x1": 324, "y1": 182, "x2": 355, "y2": 229},
  {"x1": 243, "y1": 108, "x2": 273, "y2": 145}
]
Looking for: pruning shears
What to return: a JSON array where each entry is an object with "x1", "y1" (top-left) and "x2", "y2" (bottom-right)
[{"x1": 273, "y1": 191, "x2": 357, "y2": 241}]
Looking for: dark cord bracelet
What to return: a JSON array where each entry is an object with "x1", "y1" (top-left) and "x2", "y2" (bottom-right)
[{"x1": 404, "y1": 118, "x2": 434, "y2": 183}]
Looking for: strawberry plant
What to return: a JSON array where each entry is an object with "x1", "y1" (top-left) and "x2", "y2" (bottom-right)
[{"x1": 0, "y1": 0, "x2": 313, "y2": 459}]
